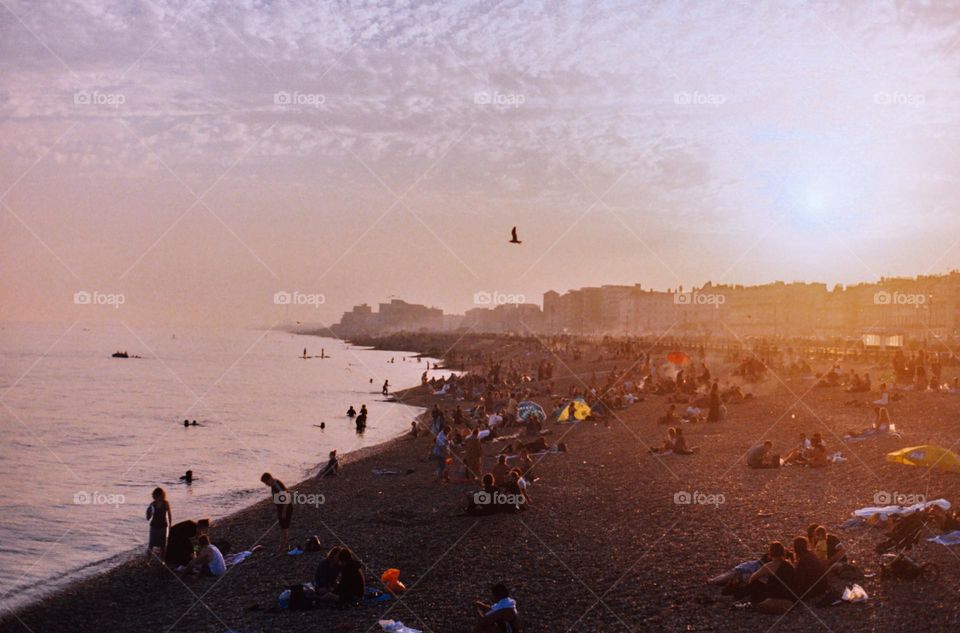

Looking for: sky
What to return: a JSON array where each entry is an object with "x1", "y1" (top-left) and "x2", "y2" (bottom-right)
[{"x1": 2, "y1": 0, "x2": 960, "y2": 327}]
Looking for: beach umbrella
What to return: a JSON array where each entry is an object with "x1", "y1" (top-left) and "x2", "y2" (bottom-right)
[
  {"x1": 558, "y1": 397, "x2": 591, "y2": 422},
  {"x1": 886, "y1": 445, "x2": 960, "y2": 473},
  {"x1": 517, "y1": 400, "x2": 546, "y2": 422},
  {"x1": 667, "y1": 351, "x2": 689, "y2": 365}
]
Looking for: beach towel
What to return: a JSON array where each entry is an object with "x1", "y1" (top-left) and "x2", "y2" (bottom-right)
[
  {"x1": 379, "y1": 621, "x2": 421, "y2": 633},
  {"x1": 224, "y1": 550, "x2": 254, "y2": 567},
  {"x1": 852, "y1": 498, "x2": 950, "y2": 522},
  {"x1": 927, "y1": 530, "x2": 960, "y2": 546}
]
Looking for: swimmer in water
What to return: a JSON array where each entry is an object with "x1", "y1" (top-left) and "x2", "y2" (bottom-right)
[
  {"x1": 319, "y1": 422, "x2": 325, "y2": 429},
  {"x1": 347, "y1": 406, "x2": 356, "y2": 418},
  {"x1": 180, "y1": 470, "x2": 194, "y2": 484},
  {"x1": 183, "y1": 419, "x2": 190, "y2": 427}
]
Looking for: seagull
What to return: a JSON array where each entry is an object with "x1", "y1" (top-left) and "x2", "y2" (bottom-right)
[{"x1": 509, "y1": 226, "x2": 522, "y2": 244}]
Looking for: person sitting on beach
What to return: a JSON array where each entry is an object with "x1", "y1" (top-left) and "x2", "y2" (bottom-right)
[
  {"x1": 183, "y1": 535, "x2": 226, "y2": 578},
  {"x1": 812, "y1": 526, "x2": 846, "y2": 572},
  {"x1": 783, "y1": 434, "x2": 812, "y2": 465},
  {"x1": 261, "y1": 473, "x2": 293, "y2": 552},
  {"x1": 747, "y1": 541, "x2": 797, "y2": 613},
  {"x1": 504, "y1": 469, "x2": 530, "y2": 509},
  {"x1": 145, "y1": 487, "x2": 172, "y2": 563},
  {"x1": 746, "y1": 441, "x2": 780, "y2": 469},
  {"x1": 518, "y1": 447, "x2": 536, "y2": 482},
  {"x1": 806, "y1": 435, "x2": 829, "y2": 468},
  {"x1": 472, "y1": 583, "x2": 520, "y2": 633},
  {"x1": 314, "y1": 546, "x2": 343, "y2": 596},
  {"x1": 650, "y1": 427, "x2": 677, "y2": 454},
  {"x1": 164, "y1": 518, "x2": 209, "y2": 567},
  {"x1": 466, "y1": 474, "x2": 502, "y2": 516},
  {"x1": 792, "y1": 536, "x2": 828, "y2": 600},
  {"x1": 317, "y1": 450, "x2": 339, "y2": 477},
  {"x1": 657, "y1": 404, "x2": 679, "y2": 425},
  {"x1": 672, "y1": 427, "x2": 698, "y2": 455},
  {"x1": 492, "y1": 454, "x2": 512, "y2": 486},
  {"x1": 333, "y1": 548, "x2": 365, "y2": 605}
]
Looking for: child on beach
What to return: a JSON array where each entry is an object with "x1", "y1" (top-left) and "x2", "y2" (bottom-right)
[{"x1": 145, "y1": 487, "x2": 172, "y2": 563}]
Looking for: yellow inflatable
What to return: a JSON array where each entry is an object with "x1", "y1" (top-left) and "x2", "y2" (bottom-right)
[
  {"x1": 886, "y1": 445, "x2": 960, "y2": 473},
  {"x1": 558, "y1": 398, "x2": 591, "y2": 422}
]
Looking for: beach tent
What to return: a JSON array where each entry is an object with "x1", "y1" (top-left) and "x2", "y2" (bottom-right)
[
  {"x1": 667, "y1": 351, "x2": 690, "y2": 365},
  {"x1": 886, "y1": 445, "x2": 960, "y2": 474},
  {"x1": 558, "y1": 397, "x2": 591, "y2": 422},
  {"x1": 517, "y1": 400, "x2": 546, "y2": 423}
]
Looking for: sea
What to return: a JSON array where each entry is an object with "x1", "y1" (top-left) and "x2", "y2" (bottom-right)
[{"x1": 0, "y1": 322, "x2": 448, "y2": 611}]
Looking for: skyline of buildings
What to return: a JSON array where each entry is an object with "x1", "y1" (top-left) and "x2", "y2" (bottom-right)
[{"x1": 331, "y1": 271, "x2": 960, "y2": 345}]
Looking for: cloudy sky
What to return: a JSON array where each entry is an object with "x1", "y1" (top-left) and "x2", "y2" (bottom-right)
[{"x1": 2, "y1": 0, "x2": 960, "y2": 326}]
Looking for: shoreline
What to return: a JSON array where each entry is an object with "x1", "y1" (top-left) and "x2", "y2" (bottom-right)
[{"x1": 0, "y1": 340, "x2": 442, "y2": 619}]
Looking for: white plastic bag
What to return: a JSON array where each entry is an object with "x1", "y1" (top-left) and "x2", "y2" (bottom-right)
[{"x1": 842, "y1": 583, "x2": 869, "y2": 602}]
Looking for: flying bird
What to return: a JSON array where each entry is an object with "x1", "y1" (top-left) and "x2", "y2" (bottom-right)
[{"x1": 509, "y1": 226, "x2": 522, "y2": 244}]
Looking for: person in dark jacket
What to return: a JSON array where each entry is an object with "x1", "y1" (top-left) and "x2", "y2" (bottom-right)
[{"x1": 334, "y1": 548, "x2": 365, "y2": 604}]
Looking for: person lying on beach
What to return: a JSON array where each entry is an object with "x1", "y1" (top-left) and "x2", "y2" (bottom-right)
[
  {"x1": 708, "y1": 555, "x2": 768, "y2": 595},
  {"x1": 746, "y1": 441, "x2": 780, "y2": 469},
  {"x1": 472, "y1": 583, "x2": 520, "y2": 633},
  {"x1": 183, "y1": 535, "x2": 226, "y2": 578},
  {"x1": 317, "y1": 450, "x2": 339, "y2": 477},
  {"x1": 261, "y1": 472, "x2": 293, "y2": 552},
  {"x1": 649, "y1": 427, "x2": 677, "y2": 454}
]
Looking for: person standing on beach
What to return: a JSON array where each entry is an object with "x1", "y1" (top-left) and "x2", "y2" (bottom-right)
[
  {"x1": 465, "y1": 427, "x2": 483, "y2": 480},
  {"x1": 261, "y1": 472, "x2": 293, "y2": 552},
  {"x1": 145, "y1": 487, "x2": 172, "y2": 563},
  {"x1": 433, "y1": 425, "x2": 451, "y2": 482}
]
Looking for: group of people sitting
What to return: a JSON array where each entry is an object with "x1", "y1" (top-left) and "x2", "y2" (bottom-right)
[
  {"x1": 782, "y1": 432, "x2": 829, "y2": 467},
  {"x1": 649, "y1": 426, "x2": 698, "y2": 455},
  {"x1": 709, "y1": 525, "x2": 848, "y2": 613},
  {"x1": 465, "y1": 456, "x2": 533, "y2": 515}
]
